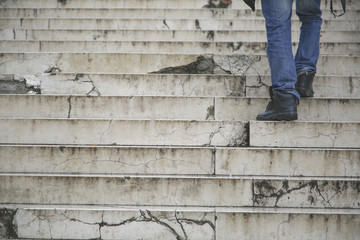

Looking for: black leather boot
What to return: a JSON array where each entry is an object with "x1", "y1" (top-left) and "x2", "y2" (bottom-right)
[
  {"x1": 256, "y1": 87, "x2": 298, "y2": 121},
  {"x1": 295, "y1": 71, "x2": 315, "y2": 97}
]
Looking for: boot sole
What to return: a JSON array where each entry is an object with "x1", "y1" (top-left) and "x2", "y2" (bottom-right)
[
  {"x1": 256, "y1": 112, "x2": 298, "y2": 121},
  {"x1": 296, "y1": 87, "x2": 314, "y2": 97}
]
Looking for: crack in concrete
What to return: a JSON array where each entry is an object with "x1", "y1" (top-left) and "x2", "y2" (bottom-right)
[
  {"x1": 87, "y1": 74, "x2": 101, "y2": 96},
  {"x1": 98, "y1": 119, "x2": 113, "y2": 145},
  {"x1": 254, "y1": 180, "x2": 315, "y2": 207},
  {"x1": 163, "y1": 19, "x2": 170, "y2": 30},
  {"x1": 67, "y1": 95, "x2": 72, "y2": 118}
]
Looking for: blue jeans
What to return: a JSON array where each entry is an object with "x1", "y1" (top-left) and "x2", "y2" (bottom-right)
[{"x1": 261, "y1": 0, "x2": 322, "y2": 99}]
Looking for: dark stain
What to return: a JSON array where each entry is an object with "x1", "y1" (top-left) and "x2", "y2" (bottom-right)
[
  {"x1": 57, "y1": 0, "x2": 66, "y2": 4},
  {"x1": 195, "y1": 19, "x2": 201, "y2": 30},
  {"x1": 206, "y1": 31, "x2": 215, "y2": 40},
  {"x1": 163, "y1": 19, "x2": 170, "y2": 30},
  {"x1": 0, "y1": 209, "x2": 18, "y2": 238},
  {"x1": 59, "y1": 146, "x2": 65, "y2": 152},
  {"x1": 203, "y1": 0, "x2": 232, "y2": 8},
  {"x1": 151, "y1": 56, "x2": 215, "y2": 75},
  {"x1": 349, "y1": 76, "x2": 353, "y2": 94}
]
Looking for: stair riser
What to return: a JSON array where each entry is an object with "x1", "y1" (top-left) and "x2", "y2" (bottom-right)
[
  {"x1": 3, "y1": 29, "x2": 358, "y2": 43},
  {"x1": 0, "y1": 119, "x2": 248, "y2": 146},
  {"x1": 2, "y1": 73, "x2": 246, "y2": 97},
  {"x1": 250, "y1": 122, "x2": 360, "y2": 148},
  {"x1": 2, "y1": 74, "x2": 357, "y2": 98},
  {"x1": 1, "y1": 95, "x2": 360, "y2": 122},
  {"x1": 216, "y1": 148, "x2": 360, "y2": 177},
  {"x1": 1, "y1": 19, "x2": 357, "y2": 31},
  {"x1": 1, "y1": 41, "x2": 358, "y2": 55},
  {"x1": 217, "y1": 212, "x2": 360, "y2": 240},
  {"x1": 1, "y1": 146, "x2": 359, "y2": 177},
  {"x1": 2, "y1": 207, "x2": 358, "y2": 240},
  {"x1": 246, "y1": 75, "x2": 360, "y2": 98},
  {"x1": 1, "y1": 53, "x2": 358, "y2": 76},
  {"x1": 0, "y1": 175, "x2": 253, "y2": 206},
  {"x1": 1, "y1": 9, "x2": 358, "y2": 20},
  {"x1": 1, "y1": 176, "x2": 358, "y2": 208},
  {"x1": 0, "y1": 146, "x2": 215, "y2": 175},
  {"x1": 0, "y1": 0, "x2": 358, "y2": 10},
  {"x1": 217, "y1": 98, "x2": 360, "y2": 121},
  {"x1": 7, "y1": 208, "x2": 215, "y2": 240}
]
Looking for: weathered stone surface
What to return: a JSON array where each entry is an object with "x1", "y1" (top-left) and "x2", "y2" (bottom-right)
[
  {"x1": 216, "y1": 148, "x2": 360, "y2": 177},
  {"x1": 35, "y1": 73, "x2": 246, "y2": 96},
  {"x1": 0, "y1": 0, "x2": 358, "y2": 9},
  {"x1": 216, "y1": 97, "x2": 360, "y2": 121},
  {"x1": 101, "y1": 210, "x2": 215, "y2": 240},
  {"x1": 0, "y1": 95, "x2": 214, "y2": 120},
  {"x1": 250, "y1": 121, "x2": 360, "y2": 148},
  {"x1": 0, "y1": 209, "x2": 17, "y2": 239},
  {"x1": 1, "y1": 53, "x2": 357, "y2": 76},
  {"x1": 1, "y1": 18, "x2": 357, "y2": 31},
  {"x1": 216, "y1": 212, "x2": 360, "y2": 240},
  {"x1": 2, "y1": 207, "x2": 215, "y2": 240},
  {"x1": 1, "y1": 8, "x2": 358, "y2": 20},
  {"x1": 253, "y1": 179, "x2": 360, "y2": 208},
  {"x1": 0, "y1": 146, "x2": 215, "y2": 175},
  {"x1": 0, "y1": 119, "x2": 248, "y2": 146},
  {"x1": 14, "y1": 209, "x2": 100, "y2": 239},
  {"x1": 246, "y1": 75, "x2": 360, "y2": 98},
  {"x1": 0, "y1": 175, "x2": 253, "y2": 206}
]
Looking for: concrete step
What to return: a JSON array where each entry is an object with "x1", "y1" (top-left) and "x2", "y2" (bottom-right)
[
  {"x1": 0, "y1": 73, "x2": 247, "y2": 97},
  {"x1": 0, "y1": 0, "x2": 358, "y2": 10},
  {"x1": 1, "y1": 18, "x2": 357, "y2": 31},
  {"x1": 250, "y1": 121, "x2": 360, "y2": 148},
  {"x1": 0, "y1": 145, "x2": 359, "y2": 178},
  {"x1": 0, "y1": 119, "x2": 248, "y2": 146},
  {"x1": 1, "y1": 8, "x2": 358, "y2": 20},
  {"x1": 0, "y1": 205, "x2": 359, "y2": 240},
  {"x1": 0, "y1": 174, "x2": 359, "y2": 208},
  {"x1": 1, "y1": 40, "x2": 358, "y2": 55},
  {"x1": 0, "y1": 53, "x2": 358, "y2": 76},
  {"x1": 2, "y1": 73, "x2": 358, "y2": 99},
  {"x1": 1, "y1": 95, "x2": 360, "y2": 122},
  {"x1": 246, "y1": 75, "x2": 360, "y2": 98},
  {"x1": 2, "y1": 29, "x2": 358, "y2": 43}
]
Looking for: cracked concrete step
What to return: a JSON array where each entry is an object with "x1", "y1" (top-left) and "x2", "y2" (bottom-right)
[
  {"x1": 0, "y1": 205, "x2": 359, "y2": 240},
  {"x1": 0, "y1": 145, "x2": 216, "y2": 175},
  {"x1": 1, "y1": 18, "x2": 357, "y2": 31},
  {"x1": 2, "y1": 73, "x2": 358, "y2": 98},
  {"x1": 1, "y1": 95, "x2": 360, "y2": 122},
  {"x1": 250, "y1": 121, "x2": 360, "y2": 149},
  {"x1": 0, "y1": 174, "x2": 359, "y2": 209},
  {"x1": 246, "y1": 75, "x2": 360, "y2": 98},
  {"x1": 0, "y1": 0, "x2": 358, "y2": 10},
  {"x1": 0, "y1": 74, "x2": 247, "y2": 97},
  {"x1": 1, "y1": 8, "x2": 359, "y2": 20},
  {"x1": 0, "y1": 53, "x2": 359, "y2": 76},
  {"x1": 0, "y1": 119, "x2": 248, "y2": 146},
  {"x1": 1, "y1": 40, "x2": 359, "y2": 55},
  {"x1": 0, "y1": 145, "x2": 359, "y2": 177},
  {"x1": 2, "y1": 29, "x2": 358, "y2": 43}
]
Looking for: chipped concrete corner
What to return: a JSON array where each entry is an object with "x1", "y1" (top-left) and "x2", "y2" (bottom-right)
[
  {"x1": 13, "y1": 209, "x2": 215, "y2": 240},
  {"x1": 152, "y1": 55, "x2": 261, "y2": 76}
]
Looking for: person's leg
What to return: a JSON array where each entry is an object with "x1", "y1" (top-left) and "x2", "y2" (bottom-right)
[
  {"x1": 261, "y1": 0, "x2": 299, "y2": 99},
  {"x1": 257, "y1": 0, "x2": 299, "y2": 121},
  {"x1": 295, "y1": 0, "x2": 322, "y2": 97}
]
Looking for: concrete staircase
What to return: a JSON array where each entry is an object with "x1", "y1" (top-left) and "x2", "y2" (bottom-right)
[{"x1": 0, "y1": 0, "x2": 359, "y2": 239}]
